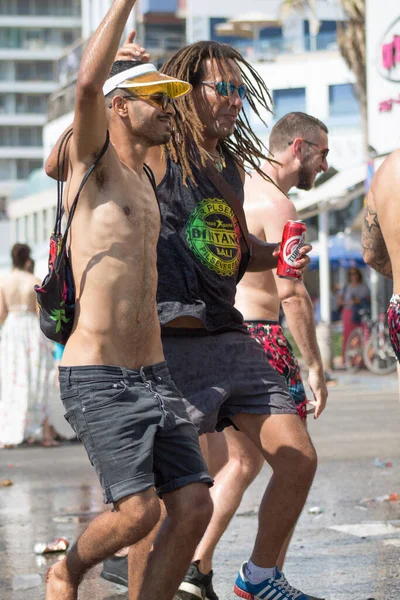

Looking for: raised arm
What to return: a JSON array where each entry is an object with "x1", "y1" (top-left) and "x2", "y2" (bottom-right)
[
  {"x1": 70, "y1": 0, "x2": 137, "y2": 167},
  {"x1": 45, "y1": 27, "x2": 148, "y2": 181},
  {"x1": 45, "y1": 124, "x2": 73, "y2": 181},
  {"x1": 362, "y1": 164, "x2": 393, "y2": 279},
  {"x1": 265, "y1": 199, "x2": 327, "y2": 418}
]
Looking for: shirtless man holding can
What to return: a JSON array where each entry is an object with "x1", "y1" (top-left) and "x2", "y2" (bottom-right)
[{"x1": 362, "y1": 151, "x2": 399, "y2": 372}]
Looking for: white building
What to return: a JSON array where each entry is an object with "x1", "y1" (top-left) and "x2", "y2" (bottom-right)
[
  {"x1": 0, "y1": 0, "x2": 82, "y2": 205},
  {"x1": 250, "y1": 50, "x2": 362, "y2": 171},
  {"x1": 366, "y1": 0, "x2": 400, "y2": 156}
]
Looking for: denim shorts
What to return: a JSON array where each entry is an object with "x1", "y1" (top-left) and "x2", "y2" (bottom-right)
[
  {"x1": 161, "y1": 329, "x2": 297, "y2": 435},
  {"x1": 59, "y1": 363, "x2": 212, "y2": 504}
]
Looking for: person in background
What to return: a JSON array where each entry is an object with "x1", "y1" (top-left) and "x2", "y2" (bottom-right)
[
  {"x1": 0, "y1": 243, "x2": 56, "y2": 447},
  {"x1": 338, "y1": 268, "x2": 370, "y2": 358},
  {"x1": 331, "y1": 283, "x2": 342, "y2": 322}
]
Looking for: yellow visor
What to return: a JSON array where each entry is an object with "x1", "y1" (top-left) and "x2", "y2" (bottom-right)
[{"x1": 103, "y1": 63, "x2": 191, "y2": 99}]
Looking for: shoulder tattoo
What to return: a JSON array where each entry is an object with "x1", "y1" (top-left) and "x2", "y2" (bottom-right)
[{"x1": 363, "y1": 204, "x2": 379, "y2": 232}]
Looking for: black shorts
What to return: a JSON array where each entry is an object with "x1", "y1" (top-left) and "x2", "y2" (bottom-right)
[
  {"x1": 161, "y1": 329, "x2": 297, "y2": 435},
  {"x1": 59, "y1": 363, "x2": 212, "y2": 504}
]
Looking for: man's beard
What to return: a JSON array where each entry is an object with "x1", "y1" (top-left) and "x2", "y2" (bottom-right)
[
  {"x1": 297, "y1": 161, "x2": 314, "y2": 191},
  {"x1": 148, "y1": 131, "x2": 172, "y2": 147}
]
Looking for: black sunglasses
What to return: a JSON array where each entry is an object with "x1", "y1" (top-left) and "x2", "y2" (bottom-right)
[
  {"x1": 123, "y1": 93, "x2": 174, "y2": 112},
  {"x1": 201, "y1": 81, "x2": 247, "y2": 100},
  {"x1": 288, "y1": 139, "x2": 329, "y2": 161}
]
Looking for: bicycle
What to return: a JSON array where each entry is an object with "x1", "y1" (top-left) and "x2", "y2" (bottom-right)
[{"x1": 344, "y1": 310, "x2": 397, "y2": 375}]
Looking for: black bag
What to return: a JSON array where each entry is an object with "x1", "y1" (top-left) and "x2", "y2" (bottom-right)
[{"x1": 35, "y1": 130, "x2": 110, "y2": 344}]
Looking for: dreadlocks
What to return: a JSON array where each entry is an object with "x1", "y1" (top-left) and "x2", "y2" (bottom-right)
[{"x1": 161, "y1": 41, "x2": 274, "y2": 185}]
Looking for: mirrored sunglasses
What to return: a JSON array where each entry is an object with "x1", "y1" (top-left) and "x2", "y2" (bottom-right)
[{"x1": 201, "y1": 81, "x2": 247, "y2": 100}]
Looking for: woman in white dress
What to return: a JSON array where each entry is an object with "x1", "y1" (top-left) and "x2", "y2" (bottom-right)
[{"x1": 0, "y1": 243, "x2": 55, "y2": 447}]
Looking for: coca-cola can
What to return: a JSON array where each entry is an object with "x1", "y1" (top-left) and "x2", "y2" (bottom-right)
[
  {"x1": 277, "y1": 220, "x2": 307, "y2": 279},
  {"x1": 34, "y1": 537, "x2": 69, "y2": 555}
]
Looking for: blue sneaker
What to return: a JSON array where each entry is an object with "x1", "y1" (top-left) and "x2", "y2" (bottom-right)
[{"x1": 234, "y1": 563, "x2": 311, "y2": 600}]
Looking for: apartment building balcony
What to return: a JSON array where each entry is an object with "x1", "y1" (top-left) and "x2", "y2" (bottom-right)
[
  {"x1": 57, "y1": 39, "x2": 87, "y2": 88},
  {"x1": 0, "y1": 48, "x2": 67, "y2": 60},
  {"x1": 0, "y1": 81, "x2": 57, "y2": 94},
  {"x1": 0, "y1": 147, "x2": 42, "y2": 159},
  {"x1": 145, "y1": 31, "x2": 186, "y2": 59},
  {"x1": 231, "y1": 31, "x2": 338, "y2": 61},
  {"x1": 0, "y1": 114, "x2": 46, "y2": 126},
  {"x1": 141, "y1": 0, "x2": 178, "y2": 13},
  {"x1": 47, "y1": 82, "x2": 76, "y2": 122},
  {"x1": 1, "y1": 16, "x2": 81, "y2": 28},
  {"x1": 0, "y1": 0, "x2": 80, "y2": 17}
]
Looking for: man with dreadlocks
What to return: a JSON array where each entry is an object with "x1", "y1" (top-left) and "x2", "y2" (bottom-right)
[
  {"x1": 130, "y1": 38, "x2": 316, "y2": 600},
  {"x1": 46, "y1": 36, "x2": 315, "y2": 600}
]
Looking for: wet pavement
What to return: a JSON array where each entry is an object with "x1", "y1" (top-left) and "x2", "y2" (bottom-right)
[{"x1": 0, "y1": 370, "x2": 399, "y2": 600}]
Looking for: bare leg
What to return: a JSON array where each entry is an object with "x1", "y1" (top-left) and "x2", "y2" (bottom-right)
[
  {"x1": 42, "y1": 418, "x2": 60, "y2": 447},
  {"x1": 194, "y1": 429, "x2": 264, "y2": 574},
  {"x1": 232, "y1": 413, "x2": 317, "y2": 568},
  {"x1": 198, "y1": 431, "x2": 229, "y2": 477},
  {"x1": 137, "y1": 483, "x2": 213, "y2": 600},
  {"x1": 46, "y1": 488, "x2": 161, "y2": 600},
  {"x1": 128, "y1": 501, "x2": 166, "y2": 600}
]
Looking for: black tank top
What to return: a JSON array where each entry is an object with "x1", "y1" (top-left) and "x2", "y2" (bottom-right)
[{"x1": 156, "y1": 152, "x2": 247, "y2": 332}]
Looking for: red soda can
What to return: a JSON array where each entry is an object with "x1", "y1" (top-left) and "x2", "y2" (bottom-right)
[
  {"x1": 34, "y1": 537, "x2": 69, "y2": 555},
  {"x1": 277, "y1": 220, "x2": 307, "y2": 279}
]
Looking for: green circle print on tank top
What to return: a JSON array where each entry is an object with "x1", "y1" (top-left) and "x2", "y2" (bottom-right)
[{"x1": 186, "y1": 197, "x2": 242, "y2": 277}]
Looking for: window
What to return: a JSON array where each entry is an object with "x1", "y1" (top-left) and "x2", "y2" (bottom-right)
[
  {"x1": 304, "y1": 20, "x2": 338, "y2": 51},
  {"x1": 15, "y1": 93, "x2": 48, "y2": 114},
  {"x1": 272, "y1": 88, "x2": 306, "y2": 121},
  {"x1": 0, "y1": 94, "x2": 13, "y2": 113},
  {"x1": 0, "y1": 126, "x2": 42, "y2": 146},
  {"x1": 0, "y1": 62, "x2": 12, "y2": 81},
  {"x1": 0, "y1": 127, "x2": 12, "y2": 146},
  {"x1": 210, "y1": 17, "x2": 283, "y2": 46},
  {"x1": 19, "y1": 127, "x2": 42, "y2": 146},
  {"x1": 0, "y1": 159, "x2": 12, "y2": 180},
  {"x1": 329, "y1": 83, "x2": 359, "y2": 117},
  {"x1": 16, "y1": 158, "x2": 42, "y2": 179},
  {"x1": 16, "y1": 61, "x2": 53, "y2": 81},
  {"x1": 142, "y1": 0, "x2": 177, "y2": 13}
]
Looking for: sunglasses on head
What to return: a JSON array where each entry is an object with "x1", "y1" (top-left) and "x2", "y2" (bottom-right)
[
  {"x1": 201, "y1": 81, "x2": 247, "y2": 100},
  {"x1": 288, "y1": 139, "x2": 329, "y2": 161},
  {"x1": 123, "y1": 93, "x2": 174, "y2": 112}
]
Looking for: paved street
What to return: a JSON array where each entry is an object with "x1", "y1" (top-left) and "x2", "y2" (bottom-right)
[{"x1": 0, "y1": 371, "x2": 399, "y2": 600}]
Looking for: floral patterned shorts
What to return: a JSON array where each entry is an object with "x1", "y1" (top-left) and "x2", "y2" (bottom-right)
[
  {"x1": 387, "y1": 295, "x2": 400, "y2": 362},
  {"x1": 246, "y1": 321, "x2": 308, "y2": 421}
]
